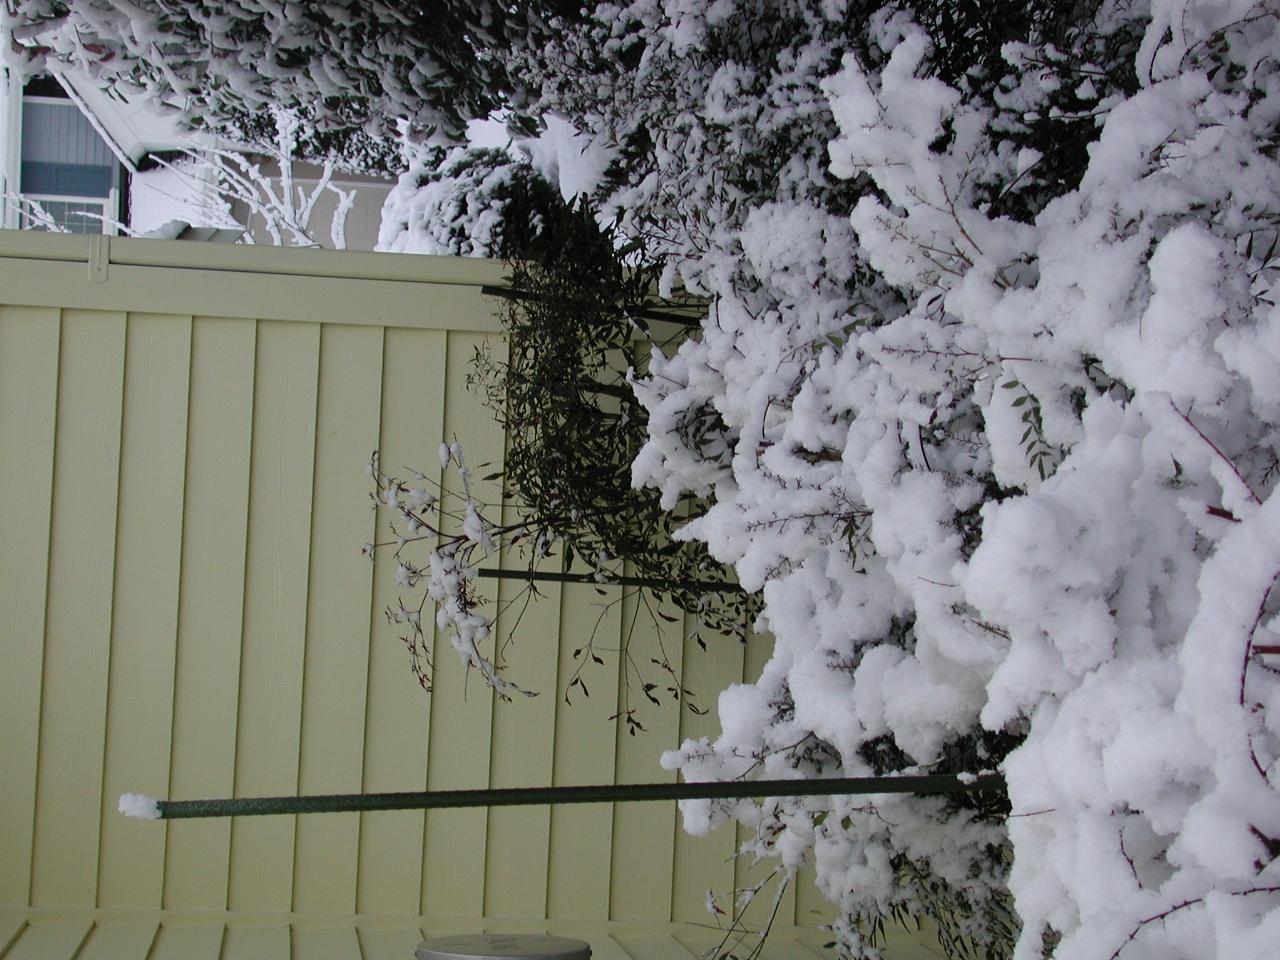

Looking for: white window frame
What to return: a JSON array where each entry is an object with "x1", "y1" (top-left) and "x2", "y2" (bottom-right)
[{"x1": 17, "y1": 189, "x2": 119, "y2": 235}]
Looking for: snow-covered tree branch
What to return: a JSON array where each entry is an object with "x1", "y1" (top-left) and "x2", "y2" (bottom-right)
[{"x1": 133, "y1": 107, "x2": 359, "y2": 247}]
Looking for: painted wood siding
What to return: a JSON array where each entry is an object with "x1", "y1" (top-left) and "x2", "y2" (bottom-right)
[
  {"x1": 0, "y1": 232, "x2": 825, "y2": 930},
  {"x1": 21, "y1": 100, "x2": 117, "y2": 168}
]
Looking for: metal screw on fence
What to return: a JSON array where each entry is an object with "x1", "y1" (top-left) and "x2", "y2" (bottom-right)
[{"x1": 119, "y1": 773, "x2": 1005, "y2": 821}]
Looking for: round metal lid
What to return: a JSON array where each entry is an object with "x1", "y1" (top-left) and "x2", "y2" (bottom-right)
[{"x1": 417, "y1": 934, "x2": 592, "y2": 960}]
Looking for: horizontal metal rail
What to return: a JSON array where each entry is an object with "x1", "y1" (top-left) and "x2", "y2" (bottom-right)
[{"x1": 156, "y1": 773, "x2": 1005, "y2": 819}]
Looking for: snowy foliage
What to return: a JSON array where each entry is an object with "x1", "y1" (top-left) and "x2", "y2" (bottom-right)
[
  {"x1": 0, "y1": 0, "x2": 579, "y2": 143},
  {"x1": 377, "y1": 147, "x2": 559, "y2": 257},
  {"x1": 565, "y1": 2, "x2": 1280, "y2": 957},
  {"x1": 379, "y1": 1, "x2": 1280, "y2": 950},
  {"x1": 368, "y1": 446, "x2": 537, "y2": 701},
  {"x1": 516, "y1": 0, "x2": 876, "y2": 287}
]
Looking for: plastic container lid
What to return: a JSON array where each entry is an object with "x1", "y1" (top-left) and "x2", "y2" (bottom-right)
[{"x1": 417, "y1": 935, "x2": 592, "y2": 960}]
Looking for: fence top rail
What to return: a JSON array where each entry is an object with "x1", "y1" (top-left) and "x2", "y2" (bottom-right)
[{"x1": 0, "y1": 228, "x2": 511, "y2": 287}]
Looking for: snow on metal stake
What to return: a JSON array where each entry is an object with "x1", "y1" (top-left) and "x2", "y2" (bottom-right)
[{"x1": 119, "y1": 773, "x2": 1005, "y2": 821}]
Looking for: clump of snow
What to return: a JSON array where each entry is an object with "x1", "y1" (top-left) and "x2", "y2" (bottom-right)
[
  {"x1": 517, "y1": 115, "x2": 616, "y2": 203},
  {"x1": 117, "y1": 793, "x2": 160, "y2": 821}
]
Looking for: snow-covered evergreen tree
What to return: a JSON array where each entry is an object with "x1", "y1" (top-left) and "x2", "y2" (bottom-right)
[{"x1": 1, "y1": 0, "x2": 581, "y2": 145}]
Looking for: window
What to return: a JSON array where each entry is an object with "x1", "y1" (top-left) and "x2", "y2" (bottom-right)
[{"x1": 16, "y1": 84, "x2": 122, "y2": 234}]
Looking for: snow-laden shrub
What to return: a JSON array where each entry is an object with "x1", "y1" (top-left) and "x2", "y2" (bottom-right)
[
  {"x1": 518, "y1": 0, "x2": 875, "y2": 289},
  {"x1": 616, "y1": 2, "x2": 1280, "y2": 958},
  {"x1": 378, "y1": 153, "x2": 760, "y2": 718},
  {"x1": 377, "y1": 148, "x2": 564, "y2": 258},
  {"x1": 1, "y1": 0, "x2": 581, "y2": 143},
  {"x1": 520, "y1": 2, "x2": 1143, "y2": 292}
]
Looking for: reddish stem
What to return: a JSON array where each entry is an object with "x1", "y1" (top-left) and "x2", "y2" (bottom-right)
[{"x1": 1173, "y1": 403, "x2": 1262, "y2": 505}]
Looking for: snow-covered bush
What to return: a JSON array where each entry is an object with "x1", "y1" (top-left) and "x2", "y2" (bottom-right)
[
  {"x1": 1, "y1": 0, "x2": 581, "y2": 143},
  {"x1": 603, "y1": 2, "x2": 1280, "y2": 958},
  {"x1": 517, "y1": 0, "x2": 875, "y2": 288},
  {"x1": 377, "y1": 147, "x2": 561, "y2": 257}
]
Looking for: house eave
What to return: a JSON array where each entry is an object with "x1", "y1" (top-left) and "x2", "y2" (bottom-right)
[
  {"x1": 54, "y1": 74, "x2": 138, "y2": 174},
  {"x1": 55, "y1": 73, "x2": 198, "y2": 171}
]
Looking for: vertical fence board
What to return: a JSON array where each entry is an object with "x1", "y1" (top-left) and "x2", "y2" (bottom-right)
[
  {"x1": 1, "y1": 921, "x2": 92, "y2": 960},
  {"x1": 146, "y1": 923, "x2": 224, "y2": 960},
  {"x1": 228, "y1": 320, "x2": 320, "y2": 913},
  {"x1": 673, "y1": 928, "x2": 748, "y2": 960},
  {"x1": 0, "y1": 921, "x2": 24, "y2": 958},
  {"x1": 793, "y1": 861, "x2": 835, "y2": 929},
  {"x1": 358, "y1": 927, "x2": 426, "y2": 960},
  {"x1": 221, "y1": 925, "x2": 289, "y2": 960},
  {"x1": 483, "y1": 548, "x2": 560, "y2": 918},
  {"x1": 418, "y1": 920, "x2": 484, "y2": 937},
  {"x1": 756, "y1": 933, "x2": 830, "y2": 960},
  {"x1": 293, "y1": 324, "x2": 384, "y2": 913},
  {"x1": 292, "y1": 926, "x2": 363, "y2": 960},
  {"x1": 671, "y1": 622, "x2": 744, "y2": 924},
  {"x1": 357, "y1": 327, "x2": 447, "y2": 916},
  {"x1": 575, "y1": 933, "x2": 630, "y2": 960},
  {"x1": 612, "y1": 935, "x2": 696, "y2": 960},
  {"x1": 0, "y1": 307, "x2": 59, "y2": 908},
  {"x1": 31, "y1": 310, "x2": 126, "y2": 908},
  {"x1": 164, "y1": 317, "x2": 256, "y2": 912},
  {"x1": 98, "y1": 314, "x2": 191, "y2": 910},
  {"x1": 608, "y1": 572, "x2": 682, "y2": 922},
  {"x1": 420, "y1": 331, "x2": 501, "y2": 917},
  {"x1": 76, "y1": 922, "x2": 159, "y2": 960},
  {"x1": 546, "y1": 567, "x2": 623, "y2": 921}
]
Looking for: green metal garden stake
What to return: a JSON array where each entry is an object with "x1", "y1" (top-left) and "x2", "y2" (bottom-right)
[{"x1": 120, "y1": 773, "x2": 1004, "y2": 821}]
